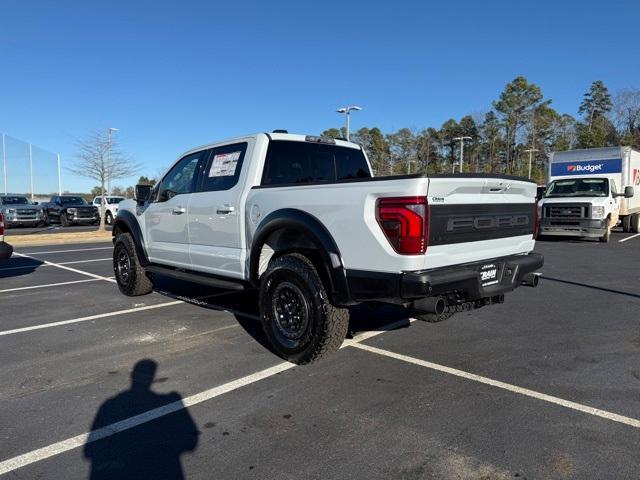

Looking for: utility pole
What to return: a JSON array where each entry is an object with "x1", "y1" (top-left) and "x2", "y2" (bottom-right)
[
  {"x1": 336, "y1": 106, "x2": 362, "y2": 142},
  {"x1": 524, "y1": 148, "x2": 539, "y2": 179},
  {"x1": 452, "y1": 136, "x2": 472, "y2": 173},
  {"x1": 57, "y1": 153, "x2": 62, "y2": 195},
  {"x1": 29, "y1": 143, "x2": 34, "y2": 202},
  {"x1": 107, "y1": 127, "x2": 119, "y2": 195},
  {"x1": 2, "y1": 133, "x2": 6, "y2": 194}
]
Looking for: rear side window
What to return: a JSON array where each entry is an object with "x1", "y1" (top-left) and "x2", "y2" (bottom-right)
[
  {"x1": 199, "y1": 143, "x2": 248, "y2": 192},
  {"x1": 261, "y1": 141, "x2": 371, "y2": 186}
]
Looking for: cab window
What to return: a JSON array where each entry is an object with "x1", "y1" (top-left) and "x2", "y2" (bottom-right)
[{"x1": 156, "y1": 152, "x2": 205, "y2": 202}]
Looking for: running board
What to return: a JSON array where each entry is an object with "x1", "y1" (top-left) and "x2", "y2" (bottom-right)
[{"x1": 145, "y1": 264, "x2": 246, "y2": 291}]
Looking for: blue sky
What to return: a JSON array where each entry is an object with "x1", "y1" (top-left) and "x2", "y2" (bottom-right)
[{"x1": 1, "y1": 0, "x2": 638, "y2": 193}]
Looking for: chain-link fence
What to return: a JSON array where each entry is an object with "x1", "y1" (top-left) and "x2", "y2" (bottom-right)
[{"x1": 1, "y1": 133, "x2": 61, "y2": 201}]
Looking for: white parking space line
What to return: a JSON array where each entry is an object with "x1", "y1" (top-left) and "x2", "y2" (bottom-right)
[
  {"x1": 0, "y1": 277, "x2": 114, "y2": 294},
  {"x1": 0, "y1": 361, "x2": 296, "y2": 476},
  {"x1": 349, "y1": 342, "x2": 640, "y2": 430},
  {"x1": 619, "y1": 233, "x2": 640, "y2": 243},
  {"x1": 16, "y1": 246, "x2": 113, "y2": 255},
  {"x1": 12, "y1": 253, "x2": 115, "y2": 283},
  {"x1": 0, "y1": 258, "x2": 111, "y2": 272},
  {"x1": 0, "y1": 318, "x2": 415, "y2": 475},
  {"x1": 0, "y1": 301, "x2": 183, "y2": 337},
  {"x1": 56, "y1": 258, "x2": 111, "y2": 265}
]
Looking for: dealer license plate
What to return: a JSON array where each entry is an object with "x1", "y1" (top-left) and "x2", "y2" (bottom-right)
[{"x1": 479, "y1": 263, "x2": 500, "y2": 287}]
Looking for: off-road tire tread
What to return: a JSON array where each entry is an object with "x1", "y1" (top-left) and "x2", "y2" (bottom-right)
[
  {"x1": 260, "y1": 253, "x2": 348, "y2": 364},
  {"x1": 114, "y1": 232, "x2": 153, "y2": 296}
]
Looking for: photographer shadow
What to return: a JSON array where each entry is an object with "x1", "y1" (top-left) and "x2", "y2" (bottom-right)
[{"x1": 84, "y1": 359, "x2": 199, "y2": 480}]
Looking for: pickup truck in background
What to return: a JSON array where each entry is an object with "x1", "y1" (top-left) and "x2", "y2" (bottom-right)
[
  {"x1": 0, "y1": 213, "x2": 12, "y2": 260},
  {"x1": 0, "y1": 195, "x2": 47, "y2": 227},
  {"x1": 92, "y1": 195, "x2": 126, "y2": 225},
  {"x1": 540, "y1": 147, "x2": 639, "y2": 242},
  {"x1": 44, "y1": 195, "x2": 100, "y2": 226},
  {"x1": 112, "y1": 132, "x2": 543, "y2": 364}
]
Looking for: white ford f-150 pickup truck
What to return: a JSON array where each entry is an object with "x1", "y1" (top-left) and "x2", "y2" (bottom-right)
[{"x1": 112, "y1": 132, "x2": 543, "y2": 364}]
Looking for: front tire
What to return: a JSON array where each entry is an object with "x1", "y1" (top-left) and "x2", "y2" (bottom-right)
[
  {"x1": 106, "y1": 211, "x2": 114, "y2": 225},
  {"x1": 259, "y1": 253, "x2": 349, "y2": 364},
  {"x1": 599, "y1": 226, "x2": 611, "y2": 243},
  {"x1": 60, "y1": 212, "x2": 70, "y2": 227},
  {"x1": 631, "y1": 214, "x2": 640, "y2": 234},
  {"x1": 113, "y1": 232, "x2": 153, "y2": 296}
]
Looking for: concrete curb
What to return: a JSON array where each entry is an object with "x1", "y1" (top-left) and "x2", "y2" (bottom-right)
[{"x1": 7, "y1": 232, "x2": 113, "y2": 247}]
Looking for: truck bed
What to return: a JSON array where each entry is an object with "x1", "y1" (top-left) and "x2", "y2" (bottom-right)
[{"x1": 246, "y1": 174, "x2": 537, "y2": 273}]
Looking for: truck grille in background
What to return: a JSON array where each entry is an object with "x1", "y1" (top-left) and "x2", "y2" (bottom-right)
[
  {"x1": 75, "y1": 208, "x2": 95, "y2": 218},
  {"x1": 544, "y1": 204, "x2": 589, "y2": 219},
  {"x1": 16, "y1": 209, "x2": 37, "y2": 220}
]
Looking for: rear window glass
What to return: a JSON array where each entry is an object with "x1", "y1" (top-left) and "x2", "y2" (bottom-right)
[{"x1": 261, "y1": 141, "x2": 371, "y2": 186}]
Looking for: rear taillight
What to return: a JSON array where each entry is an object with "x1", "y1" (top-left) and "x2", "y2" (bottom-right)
[
  {"x1": 533, "y1": 200, "x2": 540, "y2": 239},
  {"x1": 0, "y1": 213, "x2": 4, "y2": 236},
  {"x1": 376, "y1": 196, "x2": 429, "y2": 254}
]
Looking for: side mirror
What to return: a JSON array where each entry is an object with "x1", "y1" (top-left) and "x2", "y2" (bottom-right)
[
  {"x1": 624, "y1": 186, "x2": 634, "y2": 198},
  {"x1": 135, "y1": 184, "x2": 153, "y2": 204}
]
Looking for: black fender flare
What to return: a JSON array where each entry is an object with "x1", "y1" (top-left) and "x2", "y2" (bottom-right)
[
  {"x1": 112, "y1": 210, "x2": 149, "y2": 266},
  {"x1": 249, "y1": 209, "x2": 355, "y2": 306}
]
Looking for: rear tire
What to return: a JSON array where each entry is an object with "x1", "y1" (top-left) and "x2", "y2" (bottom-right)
[
  {"x1": 622, "y1": 215, "x2": 632, "y2": 233},
  {"x1": 113, "y1": 232, "x2": 153, "y2": 296},
  {"x1": 259, "y1": 253, "x2": 349, "y2": 364}
]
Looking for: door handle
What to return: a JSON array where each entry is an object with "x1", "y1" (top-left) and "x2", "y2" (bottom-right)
[
  {"x1": 172, "y1": 206, "x2": 186, "y2": 215},
  {"x1": 216, "y1": 205, "x2": 235, "y2": 214}
]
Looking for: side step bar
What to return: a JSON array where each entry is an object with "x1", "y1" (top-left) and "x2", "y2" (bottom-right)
[{"x1": 145, "y1": 264, "x2": 246, "y2": 291}]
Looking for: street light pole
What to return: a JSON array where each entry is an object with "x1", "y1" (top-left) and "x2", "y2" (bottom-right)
[
  {"x1": 107, "y1": 127, "x2": 119, "y2": 195},
  {"x1": 336, "y1": 106, "x2": 362, "y2": 142},
  {"x1": 452, "y1": 136, "x2": 472, "y2": 173},
  {"x1": 57, "y1": 153, "x2": 62, "y2": 195},
  {"x1": 2, "y1": 133, "x2": 6, "y2": 194},
  {"x1": 524, "y1": 148, "x2": 539, "y2": 179},
  {"x1": 29, "y1": 143, "x2": 34, "y2": 202}
]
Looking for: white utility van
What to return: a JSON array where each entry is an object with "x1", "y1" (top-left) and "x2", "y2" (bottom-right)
[{"x1": 540, "y1": 147, "x2": 639, "y2": 242}]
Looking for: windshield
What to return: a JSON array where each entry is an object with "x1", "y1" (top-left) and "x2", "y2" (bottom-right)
[
  {"x1": 107, "y1": 197, "x2": 125, "y2": 204},
  {"x1": 1, "y1": 196, "x2": 29, "y2": 205},
  {"x1": 544, "y1": 178, "x2": 609, "y2": 198},
  {"x1": 60, "y1": 196, "x2": 87, "y2": 205}
]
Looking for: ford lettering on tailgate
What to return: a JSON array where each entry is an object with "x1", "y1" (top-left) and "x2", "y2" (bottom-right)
[{"x1": 429, "y1": 203, "x2": 535, "y2": 246}]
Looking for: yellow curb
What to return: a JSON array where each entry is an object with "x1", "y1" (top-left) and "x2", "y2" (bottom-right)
[{"x1": 7, "y1": 231, "x2": 113, "y2": 247}]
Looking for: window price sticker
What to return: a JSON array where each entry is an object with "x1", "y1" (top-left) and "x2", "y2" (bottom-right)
[{"x1": 209, "y1": 151, "x2": 241, "y2": 177}]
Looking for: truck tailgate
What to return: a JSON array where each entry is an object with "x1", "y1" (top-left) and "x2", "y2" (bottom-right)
[{"x1": 424, "y1": 176, "x2": 537, "y2": 269}]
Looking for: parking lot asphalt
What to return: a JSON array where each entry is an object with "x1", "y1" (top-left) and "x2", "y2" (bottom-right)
[{"x1": 1, "y1": 233, "x2": 639, "y2": 479}]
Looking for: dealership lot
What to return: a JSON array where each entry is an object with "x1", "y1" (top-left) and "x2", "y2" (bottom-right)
[{"x1": 0, "y1": 234, "x2": 639, "y2": 479}]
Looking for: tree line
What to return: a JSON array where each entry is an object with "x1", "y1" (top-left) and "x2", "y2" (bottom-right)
[{"x1": 322, "y1": 77, "x2": 640, "y2": 184}]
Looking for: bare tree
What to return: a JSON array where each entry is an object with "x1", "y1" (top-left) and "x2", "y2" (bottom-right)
[
  {"x1": 613, "y1": 88, "x2": 640, "y2": 142},
  {"x1": 69, "y1": 130, "x2": 140, "y2": 230}
]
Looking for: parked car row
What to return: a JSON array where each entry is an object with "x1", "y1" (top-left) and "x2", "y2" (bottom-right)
[{"x1": 0, "y1": 194, "x2": 127, "y2": 228}]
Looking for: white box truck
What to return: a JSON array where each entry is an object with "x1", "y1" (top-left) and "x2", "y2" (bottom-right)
[{"x1": 540, "y1": 147, "x2": 640, "y2": 242}]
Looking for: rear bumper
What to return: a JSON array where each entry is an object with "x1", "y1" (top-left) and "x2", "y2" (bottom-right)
[
  {"x1": 540, "y1": 218, "x2": 607, "y2": 237},
  {"x1": 0, "y1": 241, "x2": 13, "y2": 260},
  {"x1": 346, "y1": 252, "x2": 544, "y2": 304}
]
